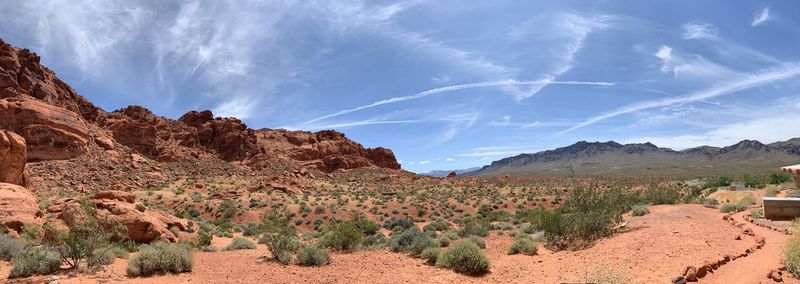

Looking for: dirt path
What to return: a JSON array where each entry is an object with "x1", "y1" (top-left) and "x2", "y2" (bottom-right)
[{"x1": 700, "y1": 211, "x2": 797, "y2": 284}]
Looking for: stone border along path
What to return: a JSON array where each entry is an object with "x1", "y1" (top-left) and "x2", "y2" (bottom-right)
[{"x1": 671, "y1": 211, "x2": 766, "y2": 284}]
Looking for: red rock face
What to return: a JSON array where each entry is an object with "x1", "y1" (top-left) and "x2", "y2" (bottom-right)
[
  {"x1": 0, "y1": 130, "x2": 27, "y2": 186},
  {"x1": 253, "y1": 129, "x2": 401, "y2": 172},
  {"x1": 0, "y1": 39, "x2": 101, "y2": 122},
  {"x1": 0, "y1": 182, "x2": 43, "y2": 232},
  {"x1": 178, "y1": 110, "x2": 259, "y2": 161},
  {"x1": 0, "y1": 98, "x2": 89, "y2": 160}
]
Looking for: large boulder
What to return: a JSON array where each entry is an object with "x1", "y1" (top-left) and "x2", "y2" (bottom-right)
[
  {"x1": 48, "y1": 191, "x2": 191, "y2": 243},
  {"x1": 0, "y1": 182, "x2": 43, "y2": 232},
  {"x1": 0, "y1": 130, "x2": 27, "y2": 186},
  {"x1": 0, "y1": 98, "x2": 89, "y2": 160}
]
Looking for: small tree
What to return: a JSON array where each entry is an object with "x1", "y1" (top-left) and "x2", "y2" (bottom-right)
[
  {"x1": 260, "y1": 209, "x2": 299, "y2": 264},
  {"x1": 45, "y1": 199, "x2": 129, "y2": 271}
]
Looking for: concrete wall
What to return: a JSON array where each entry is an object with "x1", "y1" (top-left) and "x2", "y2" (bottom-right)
[{"x1": 763, "y1": 197, "x2": 800, "y2": 220}]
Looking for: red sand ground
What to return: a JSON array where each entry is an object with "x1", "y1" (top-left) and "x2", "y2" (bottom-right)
[{"x1": 5, "y1": 204, "x2": 793, "y2": 283}]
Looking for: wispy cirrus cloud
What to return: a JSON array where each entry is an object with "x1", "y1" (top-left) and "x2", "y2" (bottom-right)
[
  {"x1": 682, "y1": 21, "x2": 718, "y2": 39},
  {"x1": 562, "y1": 63, "x2": 800, "y2": 133},
  {"x1": 752, "y1": 7, "x2": 770, "y2": 27},
  {"x1": 654, "y1": 45, "x2": 741, "y2": 81},
  {"x1": 299, "y1": 79, "x2": 613, "y2": 127}
]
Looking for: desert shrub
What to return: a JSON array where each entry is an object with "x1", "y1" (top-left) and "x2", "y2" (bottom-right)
[
  {"x1": 223, "y1": 237, "x2": 256, "y2": 251},
  {"x1": 319, "y1": 221, "x2": 363, "y2": 252},
  {"x1": 719, "y1": 203, "x2": 748, "y2": 213},
  {"x1": 770, "y1": 172, "x2": 793, "y2": 185},
  {"x1": 643, "y1": 185, "x2": 680, "y2": 205},
  {"x1": 0, "y1": 234, "x2": 24, "y2": 261},
  {"x1": 260, "y1": 210, "x2": 300, "y2": 264},
  {"x1": 196, "y1": 227, "x2": 213, "y2": 248},
  {"x1": 508, "y1": 236, "x2": 538, "y2": 255},
  {"x1": 9, "y1": 247, "x2": 61, "y2": 278},
  {"x1": 766, "y1": 187, "x2": 781, "y2": 197},
  {"x1": 47, "y1": 199, "x2": 129, "y2": 271},
  {"x1": 361, "y1": 231, "x2": 387, "y2": 249},
  {"x1": 388, "y1": 227, "x2": 436, "y2": 257},
  {"x1": 750, "y1": 208, "x2": 765, "y2": 219},
  {"x1": 457, "y1": 218, "x2": 489, "y2": 237},
  {"x1": 92, "y1": 247, "x2": 117, "y2": 266},
  {"x1": 783, "y1": 237, "x2": 800, "y2": 278},
  {"x1": 437, "y1": 241, "x2": 489, "y2": 276},
  {"x1": 383, "y1": 218, "x2": 414, "y2": 231},
  {"x1": 296, "y1": 245, "x2": 330, "y2": 266},
  {"x1": 423, "y1": 219, "x2": 451, "y2": 232},
  {"x1": 127, "y1": 242, "x2": 193, "y2": 277},
  {"x1": 788, "y1": 191, "x2": 800, "y2": 198},
  {"x1": 200, "y1": 246, "x2": 218, "y2": 252},
  {"x1": 351, "y1": 213, "x2": 379, "y2": 235},
  {"x1": 467, "y1": 235, "x2": 485, "y2": 249},
  {"x1": 702, "y1": 199, "x2": 719, "y2": 208},
  {"x1": 705, "y1": 176, "x2": 733, "y2": 188},
  {"x1": 631, "y1": 204, "x2": 649, "y2": 216},
  {"x1": 421, "y1": 247, "x2": 440, "y2": 265},
  {"x1": 743, "y1": 174, "x2": 766, "y2": 188},
  {"x1": 241, "y1": 221, "x2": 266, "y2": 237}
]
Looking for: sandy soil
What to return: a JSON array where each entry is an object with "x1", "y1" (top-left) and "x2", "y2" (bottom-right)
[{"x1": 5, "y1": 204, "x2": 785, "y2": 284}]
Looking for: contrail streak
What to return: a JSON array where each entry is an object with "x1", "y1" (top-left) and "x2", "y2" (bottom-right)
[
  {"x1": 559, "y1": 63, "x2": 800, "y2": 134},
  {"x1": 300, "y1": 79, "x2": 613, "y2": 126}
]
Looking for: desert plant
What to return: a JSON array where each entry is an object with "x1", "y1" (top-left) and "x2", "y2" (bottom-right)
[
  {"x1": 388, "y1": 227, "x2": 436, "y2": 257},
  {"x1": 296, "y1": 245, "x2": 331, "y2": 266},
  {"x1": 223, "y1": 237, "x2": 257, "y2": 251},
  {"x1": 467, "y1": 235, "x2": 485, "y2": 249},
  {"x1": 750, "y1": 208, "x2": 765, "y2": 219},
  {"x1": 702, "y1": 199, "x2": 719, "y2": 208},
  {"x1": 770, "y1": 172, "x2": 793, "y2": 185},
  {"x1": 383, "y1": 218, "x2": 414, "y2": 231},
  {"x1": 421, "y1": 247, "x2": 440, "y2": 265},
  {"x1": 0, "y1": 234, "x2": 24, "y2": 261},
  {"x1": 127, "y1": 242, "x2": 193, "y2": 277},
  {"x1": 260, "y1": 210, "x2": 300, "y2": 264},
  {"x1": 643, "y1": 185, "x2": 679, "y2": 205},
  {"x1": 9, "y1": 247, "x2": 62, "y2": 278},
  {"x1": 458, "y1": 218, "x2": 489, "y2": 237},
  {"x1": 719, "y1": 203, "x2": 747, "y2": 213},
  {"x1": 784, "y1": 237, "x2": 800, "y2": 278},
  {"x1": 319, "y1": 220, "x2": 363, "y2": 252},
  {"x1": 631, "y1": 204, "x2": 649, "y2": 216},
  {"x1": 508, "y1": 236, "x2": 538, "y2": 255},
  {"x1": 437, "y1": 241, "x2": 490, "y2": 276}
]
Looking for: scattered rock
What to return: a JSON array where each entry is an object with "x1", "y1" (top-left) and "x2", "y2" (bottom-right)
[{"x1": 768, "y1": 269, "x2": 783, "y2": 282}]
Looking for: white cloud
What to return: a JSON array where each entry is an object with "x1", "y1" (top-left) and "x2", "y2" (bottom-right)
[
  {"x1": 418, "y1": 160, "x2": 430, "y2": 165},
  {"x1": 682, "y1": 22, "x2": 718, "y2": 39},
  {"x1": 445, "y1": 158, "x2": 454, "y2": 162},
  {"x1": 562, "y1": 63, "x2": 800, "y2": 133},
  {"x1": 654, "y1": 45, "x2": 740, "y2": 81},
  {"x1": 299, "y1": 79, "x2": 612, "y2": 126},
  {"x1": 458, "y1": 145, "x2": 548, "y2": 157},
  {"x1": 752, "y1": 7, "x2": 770, "y2": 27}
]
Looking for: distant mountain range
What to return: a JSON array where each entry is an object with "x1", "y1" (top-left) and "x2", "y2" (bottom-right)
[
  {"x1": 422, "y1": 167, "x2": 481, "y2": 178},
  {"x1": 470, "y1": 139, "x2": 800, "y2": 177}
]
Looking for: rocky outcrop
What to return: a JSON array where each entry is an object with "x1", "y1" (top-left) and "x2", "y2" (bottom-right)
[
  {"x1": 178, "y1": 110, "x2": 259, "y2": 161},
  {"x1": 0, "y1": 98, "x2": 89, "y2": 160},
  {"x1": 0, "y1": 39, "x2": 101, "y2": 121},
  {"x1": 47, "y1": 190, "x2": 191, "y2": 243},
  {"x1": 0, "y1": 182, "x2": 43, "y2": 232},
  {"x1": 0, "y1": 130, "x2": 27, "y2": 186},
  {"x1": 252, "y1": 129, "x2": 401, "y2": 172}
]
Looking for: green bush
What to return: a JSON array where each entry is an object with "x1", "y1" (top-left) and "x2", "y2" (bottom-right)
[
  {"x1": 223, "y1": 237, "x2": 256, "y2": 251},
  {"x1": 0, "y1": 234, "x2": 24, "y2": 261},
  {"x1": 383, "y1": 218, "x2": 414, "y2": 231},
  {"x1": 196, "y1": 227, "x2": 213, "y2": 248},
  {"x1": 508, "y1": 236, "x2": 538, "y2": 256},
  {"x1": 720, "y1": 203, "x2": 748, "y2": 213},
  {"x1": 388, "y1": 227, "x2": 436, "y2": 257},
  {"x1": 750, "y1": 208, "x2": 765, "y2": 219},
  {"x1": 705, "y1": 176, "x2": 733, "y2": 188},
  {"x1": 644, "y1": 185, "x2": 680, "y2": 205},
  {"x1": 458, "y1": 219, "x2": 489, "y2": 237},
  {"x1": 47, "y1": 199, "x2": 129, "y2": 270},
  {"x1": 770, "y1": 172, "x2": 793, "y2": 185},
  {"x1": 437, "y1": 241, "x2": 489, "y2": 276},
  {"x1": 127, "y1": 242, "x2": 193, "y2": 277},
  {"x1": 351, "y1": 213, "x2": 379, "y2": 235},
  {"x1": 361, "y1": 232, "x2": 387, "y2": 249},
  {"x1": 423, "y1": 219, "x2": 451, "y2": 232},
  {"x1": 743, "y1": 174, "x2": 766, "y2": 188},
  {"x1": 467, "y1": 235, "x2": 485, "y2": 249},
  {"x1": 296, "y1": 245, "x2": 330, "y2": 266},
  {"x1": 9, "y1": 247, "x2": 62, "y2": 278},
  {"x1": 421, "y1": 247, "x2": 440, "y2": 265},
  {"x1": 260, "y1": 210, "x2": 300, "y2": 264},
  {"x1": 784, "y1": 237, "x2": 800, "y2": 278},
  {"x1": 319, "y1": 221, "x2": 363, "y2": 252},
  {"x1": 631, "y1": 204, "x2": 649, "y2": 217}
]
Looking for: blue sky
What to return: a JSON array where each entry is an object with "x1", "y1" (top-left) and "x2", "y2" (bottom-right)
[{"x1": 2, "y1": 1, "x2": 800, "y2": 173}]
